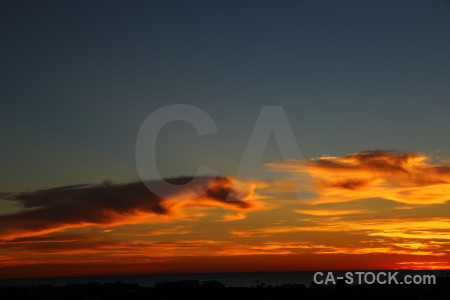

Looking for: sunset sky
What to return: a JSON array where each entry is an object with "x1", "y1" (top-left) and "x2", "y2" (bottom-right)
[{"x1": 1, "y1": 0, "x2": 450, "y2": 278}]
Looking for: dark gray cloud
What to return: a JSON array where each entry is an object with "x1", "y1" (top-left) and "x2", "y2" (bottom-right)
[{"x1": 0, "y1": 176, "x2": 259, "y2": 240}]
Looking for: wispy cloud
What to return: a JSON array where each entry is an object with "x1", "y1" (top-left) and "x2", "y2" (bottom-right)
[
  {"x1": 2, "y1": 150, "x2": 450, "y2": 277},
  {"x1": 268, "y1": 150, "x2": 450, "y2": 205},
  {"x1": 0, "y1": 177, "x2": 271, "y2": 240},
  {"x1": 231, "y1": 215, "x2": 450, "y2": 240},
  {"x1": 294, "y1": 209, "x2": 372, "y2": 216}
]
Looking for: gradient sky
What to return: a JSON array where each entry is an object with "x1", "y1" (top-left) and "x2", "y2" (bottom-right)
[{"x1": 1, "y1": 0, "x2": 450, "y2": 278}]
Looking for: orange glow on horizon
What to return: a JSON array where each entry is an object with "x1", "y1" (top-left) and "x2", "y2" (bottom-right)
[{"x1": 1, "y1": 151, "x2": 450, "y2": 278}]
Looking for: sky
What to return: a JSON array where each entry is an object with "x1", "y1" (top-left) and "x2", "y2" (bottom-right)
[{"x1": 1, "y1": 0, "x2": 450, "y2": 278}]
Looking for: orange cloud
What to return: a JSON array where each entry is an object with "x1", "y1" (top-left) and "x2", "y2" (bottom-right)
[
  {"x1": 294, "y1": 209, "x2": 372, "y2": 216},
  {"x1": 395, "y1": 261, "x2": 450, "y2": 270},
  {"x1": 3, "y1": 150, "x2": 450, "y2": 278},
  {"x1": 217, "y1": 212, "x2": 246, "y2": 222},
  {"x1": 268, "y1": 150, "x2": 450, "y2": 205},
  {"x1": 231, "y1": 215, "x2": 450, "y2": 240}
]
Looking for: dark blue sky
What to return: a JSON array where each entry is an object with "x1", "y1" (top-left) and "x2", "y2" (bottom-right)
[{"x1": 1, "y1": 0, "x2": 449, "y2": 191}]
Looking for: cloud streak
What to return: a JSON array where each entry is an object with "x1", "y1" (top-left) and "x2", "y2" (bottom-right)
[
  {"x1": 268, "y1": 150, "x2": 450, "y2": 205},
  {"x1": 3, "y1": 150, "x2": 450, "y2": 277},
  {"x1": 0, "y1": 177, "x2": 270, "y2": 240}
]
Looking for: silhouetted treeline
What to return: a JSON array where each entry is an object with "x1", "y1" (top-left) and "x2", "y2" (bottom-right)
[{"x1": 1, "y1": 278, "x2": 450, "y2": 300}]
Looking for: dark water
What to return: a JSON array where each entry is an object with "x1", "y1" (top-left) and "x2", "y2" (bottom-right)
[{"x1": 0, "y1": 270, "x2": 446, "y2": 287}]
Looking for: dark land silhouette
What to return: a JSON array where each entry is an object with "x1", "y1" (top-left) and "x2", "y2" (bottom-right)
[{"x1": 1, "y1": 277, "x2": 450, "y2": 300}]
